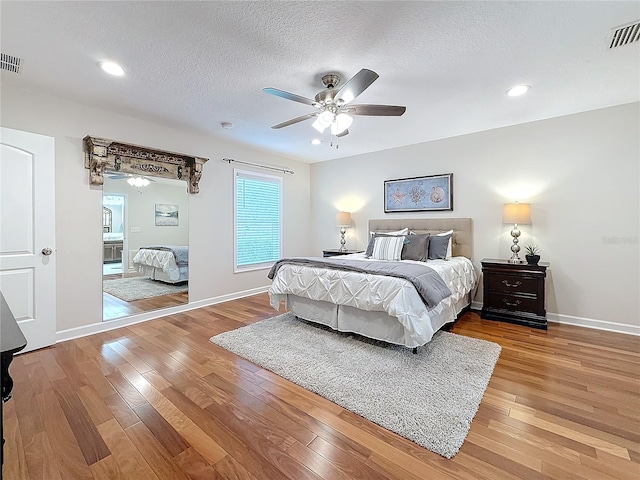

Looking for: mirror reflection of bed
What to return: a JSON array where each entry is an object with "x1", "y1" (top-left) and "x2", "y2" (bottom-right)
[{"x1": 102, "y1": 173, "x2": 189, "y2": 321}]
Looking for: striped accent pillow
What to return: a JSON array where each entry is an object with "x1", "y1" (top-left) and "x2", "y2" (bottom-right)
[{"x1": 371, "y1": 235, "x2": 405, "y2": 261}]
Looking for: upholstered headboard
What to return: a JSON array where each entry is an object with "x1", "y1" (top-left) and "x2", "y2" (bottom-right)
[{"x1": 368, "y1": 218, "x2": 473, "y2": 259}]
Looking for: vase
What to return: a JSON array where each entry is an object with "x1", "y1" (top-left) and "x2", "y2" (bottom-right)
[{"x1": 526, "y1": 254, "x2": 540, "y2": 265}]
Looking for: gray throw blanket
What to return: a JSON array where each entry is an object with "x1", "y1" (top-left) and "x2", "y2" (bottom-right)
[
  {"x1": 268, "y1": 257, "x2": 451, "y2": 308},
  {"x1": 142, "y1": 245, "x2": 189, "y2": 266}
]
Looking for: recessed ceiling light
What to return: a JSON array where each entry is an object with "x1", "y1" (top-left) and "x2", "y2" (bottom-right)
[
  {"x1": 506, "y1": 85, "x2": 530, "y2": 97},
  {"x1": 99, "y1": 61, "x2": 125, "y2": 76},
  {"x1": 310, "y1": 139, "x2": 322, "y2": 145}
]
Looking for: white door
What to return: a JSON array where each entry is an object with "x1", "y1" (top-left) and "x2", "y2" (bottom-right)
[{"x1": 0, "y1": 127, "x2": 56, "y2": 353}]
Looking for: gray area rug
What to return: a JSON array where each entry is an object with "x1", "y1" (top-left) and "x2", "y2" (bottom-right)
[
  {"x1": 103, "y1": 277, "x2": 188, "y2": 302},
  {"x1": 210, "y1": 313, "x2": 501, "y2": 458}
]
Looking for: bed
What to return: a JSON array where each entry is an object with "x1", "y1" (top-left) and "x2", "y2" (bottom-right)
[
  {"x1": 132, "y1": 245, "x2": 188, "y2": 284},
  {"x1": 268, "y1": 218, "x2": 476, "y2": 349}
]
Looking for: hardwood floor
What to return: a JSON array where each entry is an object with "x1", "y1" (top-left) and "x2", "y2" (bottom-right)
[
  {"x1": 103, "y1": 290, "x2": 189, "y2": 320},
  {"x1": 3, "y1": 293, "x2": 639, "y2": 479},
  {"x1": 102, "y1": 272, "x2": 188, "y2": 320}
]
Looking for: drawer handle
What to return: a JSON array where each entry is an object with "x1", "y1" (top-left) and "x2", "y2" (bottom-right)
[
  {"x1": 502, "y1": 299, "x2": 521, "y2": 307},
  {"x1": 502, "y1": 280, "x2": 522, "y2": 288}
]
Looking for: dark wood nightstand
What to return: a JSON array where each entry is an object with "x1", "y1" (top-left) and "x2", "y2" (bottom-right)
[
  {"x1": 322, "y1": 249, "x2": 363, "y2": 258},
  {"x1": 481, "y1": 258, "x2": 549, "y2": 330}
]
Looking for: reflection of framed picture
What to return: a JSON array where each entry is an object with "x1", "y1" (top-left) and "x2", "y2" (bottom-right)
[
  {"x1": 384, "y1": 173, "x2": 453, "y2": 212},
  {"x1": 155, "y1": 204, "x2": 179, "y2": 226}
]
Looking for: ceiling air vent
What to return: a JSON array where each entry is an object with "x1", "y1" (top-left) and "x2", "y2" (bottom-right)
[
  {"x1": 609, "y1": 20, "x2": 640, "y2": 49},
  {"x1": 1, "y1": 53, "x2": 22, "y2": 74}
]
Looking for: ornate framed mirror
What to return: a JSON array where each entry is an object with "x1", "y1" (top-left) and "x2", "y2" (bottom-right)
[{"x1": 85, "y1": 137, "x2": 208, "y2": 321}]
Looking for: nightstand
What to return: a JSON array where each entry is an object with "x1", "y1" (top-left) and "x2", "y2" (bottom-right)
[
  {"x1": 322, "y1": 249, "x2": 363, "y2": 258},
  {"x1": 481, "y1": 258, "x2": 549, "y2": 329}
]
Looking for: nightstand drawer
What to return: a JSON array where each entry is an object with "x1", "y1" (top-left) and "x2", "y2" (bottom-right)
[
  {"x1": 486, "y1": 273, "x2": 539, "y2": 295},
  {"x1": 486, "y1": 292, "x2": 540, "y2": 315}
]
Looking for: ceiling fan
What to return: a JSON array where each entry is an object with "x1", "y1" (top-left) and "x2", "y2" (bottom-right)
[
  {"x1": 106, "y1": 172, "x2": 156, "y2": 187},
  {"x1": 263, "y1": 68, "x2": 406, "y2": 138}
]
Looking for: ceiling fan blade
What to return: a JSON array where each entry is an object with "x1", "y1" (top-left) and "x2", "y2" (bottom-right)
[
  {"x1": 347, "y1": 104, "x2": 406, "y2": 116},
  {"x1": 336, "y1": 129, "x2": 349, "y2": 138},
  {"x1": 271, "y1": 112, "x2": 318, "y2": 129},
  {"x1": 263, "y1": 87, "x2": 317, "y2": 107},
  {"x1": 335, "y1": 69, "x2": 379, "y2": 104},
  {"x1": 107, "y1": 173, "x2": 156, "y2": 182}
]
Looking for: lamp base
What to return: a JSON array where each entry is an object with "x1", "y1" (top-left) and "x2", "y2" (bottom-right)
[
  {"x1": 339, "y1": 227, "x2": 347, "y2": 252},
  {"x1": 509, "y1": 224, "x2": 522, "y2": 263}
]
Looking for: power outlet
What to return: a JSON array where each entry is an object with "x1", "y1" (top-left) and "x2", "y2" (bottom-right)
[{"x1": 130, "y1": 226, "x2": 141, "y2": 233}]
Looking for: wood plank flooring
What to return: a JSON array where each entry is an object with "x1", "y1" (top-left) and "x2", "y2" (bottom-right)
[
  {"x1": 103, "y1": 290, "x2": 189, "y2": 320},
  {"x1": 3, "y1": 293, "x2": 639, "y2": 479}
]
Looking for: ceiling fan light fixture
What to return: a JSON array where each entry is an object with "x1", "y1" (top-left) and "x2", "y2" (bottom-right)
[
  {"x1": 312, "y1": 118, "x2": 327, "y2": 133},
  {"x1": 127, "y1": 176, "x2": 150, "y2": 187},
  {"x1": 318, "y1": 110, "x2": 334, "y2": 126},
  {"x1": 331, "y1": 113, "x2": 353, "y2": 135}
]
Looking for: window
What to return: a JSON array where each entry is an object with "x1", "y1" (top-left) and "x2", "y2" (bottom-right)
[{"x1": 234, "y1": 169, "x2": 282, "y2": 272}]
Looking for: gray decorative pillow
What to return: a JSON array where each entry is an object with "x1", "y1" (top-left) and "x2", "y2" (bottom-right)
[
  {"x1": 428, "y1": 234, "x2": 452, "y2": 260},
  {"x1": 401, "y1": 233, "x2": 430, "y2": 261}
]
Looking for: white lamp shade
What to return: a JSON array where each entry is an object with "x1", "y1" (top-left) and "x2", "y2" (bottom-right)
[
  {"x1": 336, "y1": 211, "x2": 351, "y2": 227},
  {"x1": 331, "y1": 113, "x2": 353, "y2": 135},
  {"x1": 318, "y1": 111, "x2": 334, "y2": 126},
  {"x1": 503, "y1": 203, "x2": 531, "y2": 224},
  {"x1": 312, "y1": 118, "x2": 327, "y2": 133}
]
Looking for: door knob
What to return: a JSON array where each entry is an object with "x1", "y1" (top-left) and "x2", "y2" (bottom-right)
[{"x1": 42, "y1": 247, "x2": 53, "y2": 256}]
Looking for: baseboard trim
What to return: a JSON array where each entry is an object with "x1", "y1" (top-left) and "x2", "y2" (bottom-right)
[
  {"x1": 56, "y1": 286, "x2": 270, "y2": 343},
  {"x1": 57, "y1": 293, "x2": 639, "y2": 342},
  {"x1": 471, "y1": 301, "x2": 639, "y2": 336},
  {"x1": 546, "y1": 312, "x2": 640, "y2": 336}
]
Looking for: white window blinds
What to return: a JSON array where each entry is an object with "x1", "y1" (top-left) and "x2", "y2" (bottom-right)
[{"x1": 234, "y1": 169, "x2": 282, "y2": 271}]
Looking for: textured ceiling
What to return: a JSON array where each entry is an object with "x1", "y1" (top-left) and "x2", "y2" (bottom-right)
[{"x1": 1, "y1": 1, "x2": 638, "y2": 163}]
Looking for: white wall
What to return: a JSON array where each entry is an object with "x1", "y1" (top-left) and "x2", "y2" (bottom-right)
[
  {"x1": 310, "y1": 103, "x2": 640, "y2": 330},
  {"x1": 1, "y1": 83, "x2": 311, "y2": 332},
  {"x1": 3, "y1": 81, "x2": 637, "y2": 335}
]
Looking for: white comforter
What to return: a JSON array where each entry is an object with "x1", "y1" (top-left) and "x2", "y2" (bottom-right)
[
  {"x1": 133, "y1": 248, "x2": 181, "y2": 281},
  {"x1": 268, "y1": 254, "x2": 477, "y2": 345}
]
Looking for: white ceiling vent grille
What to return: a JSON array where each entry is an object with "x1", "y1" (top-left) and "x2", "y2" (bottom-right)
[
  {"x1": 609, "y1": 20, "x2": 640, "y2": 49},
  {"x1": 1, "y1": 53, "x2": 22, "y2": 74}
]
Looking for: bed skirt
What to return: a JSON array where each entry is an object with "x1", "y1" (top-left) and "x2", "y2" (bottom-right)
[
  {"x1": 280, "y1": 293, "x2": 471, "y2": 348},
  {"x1": 140, "y1": 265, "x2": 189, "y2": 284}
]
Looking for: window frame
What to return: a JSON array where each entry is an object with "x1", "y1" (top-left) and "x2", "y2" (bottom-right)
[{"x1": 233, "y1": 168, "x2": 283, "y2": 273}]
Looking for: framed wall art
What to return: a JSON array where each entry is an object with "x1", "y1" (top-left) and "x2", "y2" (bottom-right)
[
  {"x1": 384, "y1": 173, "x2": 453, "y2": 212},
  {"x1": 155, "y1": 203, "x2": 179, "y2": 226}
]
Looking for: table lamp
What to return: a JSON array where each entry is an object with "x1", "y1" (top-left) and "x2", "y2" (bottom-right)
[
  {"x1": 336, "y1": 212, "x2": 351, "y2": 252},
  {"x1": 503, "y1": 202, "x2": 531, "y2": 263}
]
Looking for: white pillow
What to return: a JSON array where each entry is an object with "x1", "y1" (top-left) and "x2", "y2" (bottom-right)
[
  {"x1": 369, "y1": 227, "x2": 408, "y2": 238},
  {"x1": 435, "y1": 229, "x2": 453, "y2": 258},
  {"x1": 371, "y1": 235, "x2": 405, "y2": 261}
]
